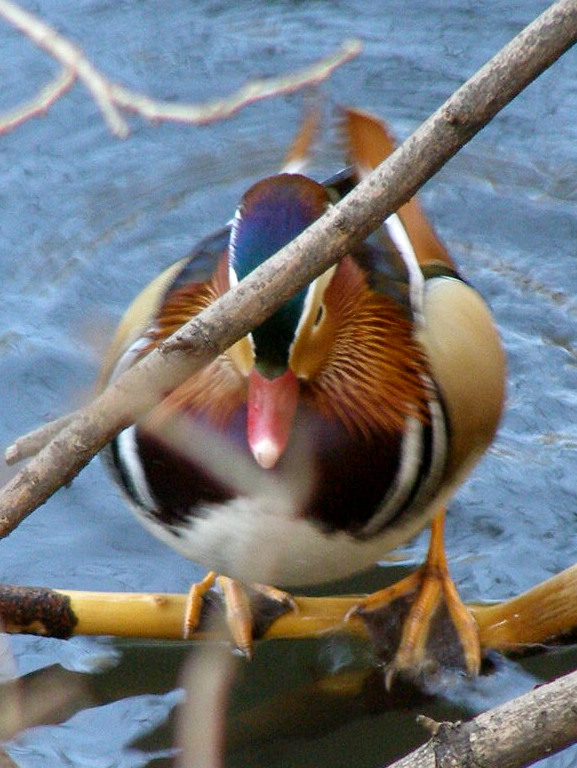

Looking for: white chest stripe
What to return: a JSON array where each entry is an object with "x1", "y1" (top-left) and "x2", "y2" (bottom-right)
[
  {"x1": 360, "y1": 415, "x2": 424, "y2": 538},
  {"x1": 116, "y1": 426, "x2": 157, "y2": 512},
  {"x1": 404, "y1": 389, "x2": 449, "y2": 516},
  {"x1": 359, "y1": 384, "x2": 448, "y2": 539}
]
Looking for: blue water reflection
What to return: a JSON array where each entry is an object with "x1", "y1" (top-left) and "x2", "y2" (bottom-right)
[{"x1": 0, "y1": 0, "x2": 576, "y2": 765}]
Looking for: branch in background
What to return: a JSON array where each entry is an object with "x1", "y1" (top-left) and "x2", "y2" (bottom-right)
[
  {"x1": 2, "y1": 0, "x2": 577, "y2": 538},
  {"x1": 0, "y1": 66, "x2": 75, "y2": 134},
  {"x1": 0, "y1": 0, "x2": 126, "y2": 135},
  {"x1": 5, "y1": 412, "x2": 77, "y2": 466},
  {"x1": 109, "y1": 42, "x2": 359, "y2": 126},
  {"x1": 0, "y1": 0, "x2": 359, "y2": 137}
]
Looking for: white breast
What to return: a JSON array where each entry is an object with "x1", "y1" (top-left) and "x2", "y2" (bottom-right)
[{"x1": 128, "y1": 491, "x2": 444, "y2": 588}]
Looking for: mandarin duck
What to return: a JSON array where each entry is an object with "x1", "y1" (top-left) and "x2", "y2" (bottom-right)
[{"x1": 100, "y1": 107, "x2": 506, "y2": 680}]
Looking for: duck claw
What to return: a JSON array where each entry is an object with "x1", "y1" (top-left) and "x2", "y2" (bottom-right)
[{"x1": 183, "y1": 573, "x2": 297, "y2": 659}]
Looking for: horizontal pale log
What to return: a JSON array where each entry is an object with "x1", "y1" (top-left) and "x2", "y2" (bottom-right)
[{"x1": 2, "y1": 561, "x2": 577, "y2": 653}]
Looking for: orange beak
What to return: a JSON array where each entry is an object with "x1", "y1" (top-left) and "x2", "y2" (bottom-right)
[{"x1": 247, "y1": 368, "x2": 299, "y2": 469}]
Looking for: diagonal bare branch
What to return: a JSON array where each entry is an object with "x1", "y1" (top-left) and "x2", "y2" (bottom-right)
[
  {"x1": 0, "y1": 0, "x2": 126, "y2": 134},
  {"x1": 1, "y1": 0, "x2": 577, "y2": 538},
  {"x1": 390, "y1": 669, "x2": 577, "y2": 768}
]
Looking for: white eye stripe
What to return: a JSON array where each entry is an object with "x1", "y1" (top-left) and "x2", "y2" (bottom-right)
[
  {"x1": 292, "y1": 263, "x2": 337, "y2": 343},
  {"x1": 108, "y1": 335, "x2": 153, "y2": 382},
  {"x1": 228, "y1": 264, "x2": 239, "y2": 288},
  {"x1": 228, "y1": 207, "x2": 243, "y2": 267}
]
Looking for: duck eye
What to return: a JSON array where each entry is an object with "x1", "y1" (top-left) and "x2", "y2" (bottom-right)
[{"x1": 313, "y1": 305, "x2": 324, "y2": 327}]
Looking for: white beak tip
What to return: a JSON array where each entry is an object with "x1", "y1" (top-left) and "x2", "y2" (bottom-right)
[{"x1": 252, "y1": 438, "x2": 281, "y2": 470}]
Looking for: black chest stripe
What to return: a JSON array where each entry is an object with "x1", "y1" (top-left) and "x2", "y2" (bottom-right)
[{"x1": 356, "y1": 385, "x2": 449, "y2": 540}]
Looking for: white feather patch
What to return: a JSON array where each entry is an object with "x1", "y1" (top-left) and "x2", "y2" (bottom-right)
[{"x1": 385, "y1": 213, "x2": 425, "y2": 326}]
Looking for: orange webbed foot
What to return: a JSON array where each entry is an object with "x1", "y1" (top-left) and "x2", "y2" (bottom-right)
[{"x1": 347, "y1": 512, "x2": 481, "y2": 686}]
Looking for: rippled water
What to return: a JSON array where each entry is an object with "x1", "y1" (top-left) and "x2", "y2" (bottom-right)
[{"x1": 1, "y1": 0, "x2": 577, "y2": 766}]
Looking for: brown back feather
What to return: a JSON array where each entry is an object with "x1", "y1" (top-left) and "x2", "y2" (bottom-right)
[{"x1": 340, "y1": 107, "x2": 455, "y2": 269}]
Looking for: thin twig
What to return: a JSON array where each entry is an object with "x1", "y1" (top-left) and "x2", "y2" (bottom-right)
[
  {"x1": 110, "y1": 39, "x2": 361, "y2": 125},
  {"x1": 0, "y1": 0, "x2": 127, "y2": 135},
  {"x1": 0, "y1": 0, "x2": 360, "y2": 136},
  {"x1": 0, "y1": 66, "x2": 75, "y2": 135},
  {"x1": 5, "y1": 411, "x2": 79, "y2": 466}
]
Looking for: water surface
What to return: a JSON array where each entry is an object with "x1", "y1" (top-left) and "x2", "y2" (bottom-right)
[{"x1": 1, "y1": 0, "x2": 577, "y2": 765}]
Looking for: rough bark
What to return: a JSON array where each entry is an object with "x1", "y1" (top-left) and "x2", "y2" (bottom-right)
[{"x1": 390, "y1": 669, "x2": 577, "y2": 768}]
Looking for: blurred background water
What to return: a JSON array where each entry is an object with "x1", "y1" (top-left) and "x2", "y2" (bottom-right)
[{"x1": 0, "y1": 0, "x2": 576, "y2": 766}]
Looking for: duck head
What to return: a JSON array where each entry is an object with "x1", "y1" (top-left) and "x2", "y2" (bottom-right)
[{"x1": 228, "y1": 173, "x2": 331, "y2": 470}]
